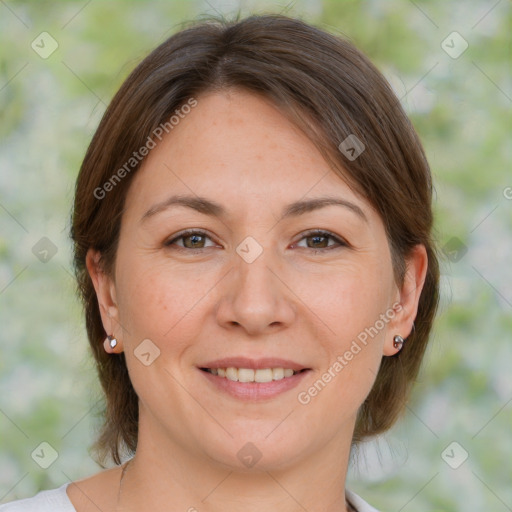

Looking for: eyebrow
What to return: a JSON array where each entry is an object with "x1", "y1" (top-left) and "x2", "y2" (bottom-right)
[{"x1": 140, "y1": 194, "x2": 368, "y2": 224}]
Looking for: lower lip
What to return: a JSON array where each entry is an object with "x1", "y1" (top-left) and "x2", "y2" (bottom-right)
[{"x1": 198, "y1": 368, "x2": 311, "y2": 400}]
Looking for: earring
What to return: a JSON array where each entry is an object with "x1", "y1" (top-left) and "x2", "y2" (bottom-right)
[
  {"x1": 393, "y1": 334, "x2": 405, "y2": 351},
  {"x1": 107, "y1": 334, "x2": 117, "y2": 349}
]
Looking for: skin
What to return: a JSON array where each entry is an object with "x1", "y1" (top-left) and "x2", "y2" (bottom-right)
[{"x1": 72, "y1": 88, "x2": 427, "y2": 512}]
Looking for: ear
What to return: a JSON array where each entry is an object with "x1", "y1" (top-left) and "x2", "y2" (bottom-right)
[
  {"x1": 85, "y1": 248, "x2": 123, "y2": 353},
  {"x1": 383, "y1": 244, "x2": 428, "y2": 356}
]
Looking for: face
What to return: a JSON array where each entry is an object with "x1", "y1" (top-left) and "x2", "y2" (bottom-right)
[{"x1": 88, "y1": 89, "x2": 425, "y2": 473}]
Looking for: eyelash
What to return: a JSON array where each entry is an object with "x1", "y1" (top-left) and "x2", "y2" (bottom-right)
[{"x1": 164, "y1": 229, "x2": 348, "y2": 254}]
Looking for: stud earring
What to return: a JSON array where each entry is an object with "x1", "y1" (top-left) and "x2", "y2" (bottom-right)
[
  {"x1": 393, "y1": 334, "x2": 405, "y2": 351},
  {"x1": 106, "y1": 334, "x2": 117, "y2": 349}
]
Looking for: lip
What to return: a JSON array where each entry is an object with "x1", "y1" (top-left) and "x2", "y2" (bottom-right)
[
  {"x1": 198, "y1": 366, "x2": 311, "y2": 401},
  {"x1": 199, "y1": 357, "x2": 309, "y2": 372}
]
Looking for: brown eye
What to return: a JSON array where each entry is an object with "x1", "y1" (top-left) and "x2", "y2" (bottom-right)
[
  {"x1": 181, "y1": 233, "x2": 206, "y2": 249},
  {"x1": 164, "y1": 230, "x2": 216, "y2": 250},
  {"x1": 306, "y1": 233, "x2": 330, "y2": 249},
  {"x1": 295, "y1": 230, "x2": 347, "y2": 251}
]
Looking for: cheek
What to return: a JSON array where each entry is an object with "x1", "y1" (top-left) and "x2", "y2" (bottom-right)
[
  {"x1": 296, "y1": 273, "x2": 389, "y2": 429},
  {"x1": 307, "y1": 260, "x2": 393, "y2": 394},
  {"x1": 303, "y1": 259, "x2": 394, "y2": 343},
  {"x1": 114, "y1": 261, "x2": 210, "y2": 403},
  {"x1": 115, "y1": 256, "x2": 213, "y2": 346}
]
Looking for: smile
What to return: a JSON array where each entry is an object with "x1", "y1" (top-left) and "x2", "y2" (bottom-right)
[{"x1": 201, "y1": 367, "x2": 306, "y2": 383}]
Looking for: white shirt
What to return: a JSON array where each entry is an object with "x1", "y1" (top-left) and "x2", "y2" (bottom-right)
[{"x1": 0, "y1": 484, "x2": 380, "y2": 511}]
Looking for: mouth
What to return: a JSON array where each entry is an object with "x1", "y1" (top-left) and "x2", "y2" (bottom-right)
[
  {"x1": 199, "y1": 367, "x2": 308, "y2": 383},
  {"x1": 197, "y1": 357, "x2": 311, "y2": 400}
]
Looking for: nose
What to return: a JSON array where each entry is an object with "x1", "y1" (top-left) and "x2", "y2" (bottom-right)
[{"x1": 215, "y1": 247, "x2": 296, "y2": 336}]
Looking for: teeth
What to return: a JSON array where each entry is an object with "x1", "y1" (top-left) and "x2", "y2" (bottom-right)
[
  {"x1": 272, "y1": 368, "x2": 284, "y2": 380},
  {"x1": 226, "y1": 367, "x2": 238, "y2": 381},
  {"x1": 206, "y1": 367, "x2": 301, "y2": 382},
  {"x1": 238, "y1": 368, "x2": 254, "y2": 382}
]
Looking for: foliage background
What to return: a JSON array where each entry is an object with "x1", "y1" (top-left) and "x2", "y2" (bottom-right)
[{"x1": 1, "y1": 1, "x2": 511, "y2": 510}]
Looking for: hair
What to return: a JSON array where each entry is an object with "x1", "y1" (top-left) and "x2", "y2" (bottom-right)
[{"x1": 70, "y1": 13, "x2": 440, "y2": 466}]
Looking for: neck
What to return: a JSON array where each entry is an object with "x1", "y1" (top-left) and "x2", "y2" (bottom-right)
[{"x1": 116, "y1": 416, "x2": 355, "y2": 512}]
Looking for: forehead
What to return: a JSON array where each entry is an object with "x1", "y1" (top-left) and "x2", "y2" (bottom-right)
[{"x1": 123, "y1": 89, "x2": 369, "y2": 219}]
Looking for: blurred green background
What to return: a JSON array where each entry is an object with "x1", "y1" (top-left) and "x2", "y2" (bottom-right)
[{"x1": 0, "y1": 1, "x2": 511, "y2": 510}]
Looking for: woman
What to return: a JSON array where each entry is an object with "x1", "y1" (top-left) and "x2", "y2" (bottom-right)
[{"x1": 1, "y1": 14, "x2": 439, "y2": 512}]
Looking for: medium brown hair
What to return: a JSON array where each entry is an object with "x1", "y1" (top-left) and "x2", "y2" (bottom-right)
[{"x1": 71, "y1": 14, "x2": 440, "y2": 465}]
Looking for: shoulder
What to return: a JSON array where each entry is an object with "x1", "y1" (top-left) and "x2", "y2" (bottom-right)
[
  {"x1": 0, "y1": 484, "x2": 75, "y2": 512},
  {"x1": 0, "y1": 465, "x2": 123, "y2": 512},
  {"x1": 346, "y1": 489, "x2": 381, "y2": 512}
]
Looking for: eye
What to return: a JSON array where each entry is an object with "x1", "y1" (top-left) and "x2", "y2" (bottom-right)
[
  {"x1": 164, "y1": 229, "x2": 217, "y2": 251},
  {"x1": 293, "y1": 229, "x2": 347, "y2": 252},
  {"x1": 164, "y1": 229, "x2": 348, "y2": 253}
]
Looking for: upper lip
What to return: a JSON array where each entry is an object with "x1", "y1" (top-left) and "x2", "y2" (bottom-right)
[{"x1": 199, "y1": 357, "x2": 310, "y2": 371}]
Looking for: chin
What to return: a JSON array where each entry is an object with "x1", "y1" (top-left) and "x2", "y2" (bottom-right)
[{"x1": 196, "y1": 424, "x2": 312, "y2": 472}]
